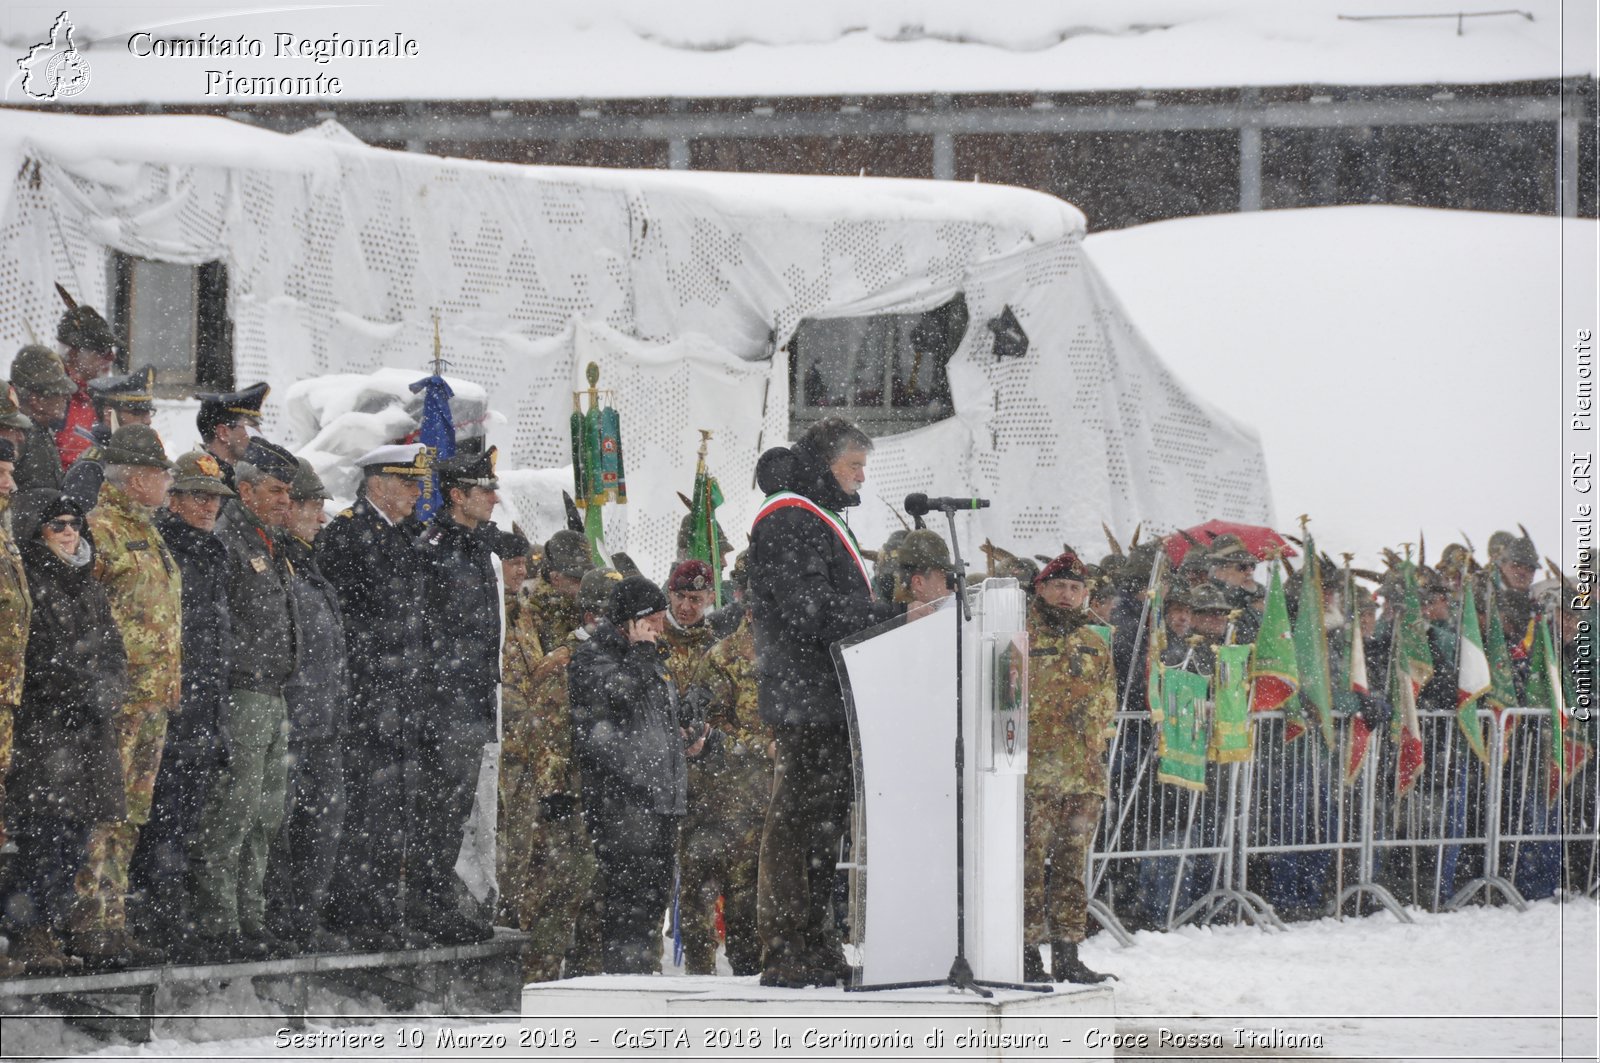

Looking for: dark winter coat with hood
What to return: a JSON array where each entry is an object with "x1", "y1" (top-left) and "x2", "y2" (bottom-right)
[
  {"x1": 282, "y1": 535, "x2": 350, "y2": 742},
  {"x1": 568, "y1": 618, "x2": 688, "y2": 818},
  {"x1": 8, "y1": 489, "x2": 127, "y2": 830},
  {"x1": 746, "y1": 442, "x2": 900, "y2": 729}
]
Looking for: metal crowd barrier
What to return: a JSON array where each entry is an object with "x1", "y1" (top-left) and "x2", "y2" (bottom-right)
[{"x1": 1086, "y1": 706, "x2": 1598, "y2": 937}]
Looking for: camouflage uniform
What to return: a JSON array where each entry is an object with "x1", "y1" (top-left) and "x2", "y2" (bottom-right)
[
  {"x1": 75, "y1": 482, "x2": 182, "y2": 933},
  {"x1": 660, "y1": 618, "x2": 725, "y2": 973},
  {"x1": 512, "y1": 635, "x2": 599, "y2": 981},
  {"x1": 1024, "y1": 596, "x2": 1116, "y2": 945},
  {"x1": 525, "y1": 581, "x2": 583, "y2": 657},
  {"x1": 497, "y1": 588, "x2": 546, "y2": 926},
  {"x1": 0, "y1": 507, "x2": 32, "y2": 850},
  {"x1": 684, "y1": 614, "x2": 772, "y2": 976}
]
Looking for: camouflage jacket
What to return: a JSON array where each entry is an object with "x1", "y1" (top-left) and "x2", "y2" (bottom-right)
[
  {"x1": 526, "y1": 634, "x2": 580, "y2": 797},
  {"x1": 690, "y1": 614, "x2": 768, "y2": 757},
  {"x1": 0, "y1": 512, "x2": 30, "y2": 706},
  {"x1": 500, "y1": 590, "x2": 548, "y2": 764},
  {"x1": 89, "y1": 483, "x2": 182, "y2": 708},
  {"x1": 1026, "y1": 598, "x2": 1117, "y2": 796},
  {"x1": 662, "y1": 617, "x2": 717, "y2": 701},
  {"x1": 524, "y1": 582, "x2": 582, "y2": 657}
]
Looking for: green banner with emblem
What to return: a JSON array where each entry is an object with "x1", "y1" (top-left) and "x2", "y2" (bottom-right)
[
  {"x1": 1209, "y1": 644, "x2": 1254, "y2": 763},
  {"x1": 1156, "y1": 666, "x2": 1211, "y2": 791}
]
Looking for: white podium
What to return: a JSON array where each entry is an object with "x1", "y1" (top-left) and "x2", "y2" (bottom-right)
[{"x1": 833, "y1": 578, "x2": 1030, "y2": 988}]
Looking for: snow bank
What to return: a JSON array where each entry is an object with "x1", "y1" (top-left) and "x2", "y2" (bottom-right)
[{"x1": 1085, "y1": 205, "x2": 1590, "y2": 569}]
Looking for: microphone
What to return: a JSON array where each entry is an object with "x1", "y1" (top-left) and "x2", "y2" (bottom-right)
[{"x1": 904, "y1": 493, "x2": 992, "y2": 517}]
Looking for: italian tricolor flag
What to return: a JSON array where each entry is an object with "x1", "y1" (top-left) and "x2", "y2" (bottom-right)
[
  {"x1": 1455, "y1": 581, "x2": 1492, "y2": 765},
  {"x1": 1389, "y1": 562, "x2": 1434, "y2": 798}
]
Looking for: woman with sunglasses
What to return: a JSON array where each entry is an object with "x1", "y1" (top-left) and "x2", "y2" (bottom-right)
[{"x1": 1, "y1": 489, "x2": 127, "y2": 973}]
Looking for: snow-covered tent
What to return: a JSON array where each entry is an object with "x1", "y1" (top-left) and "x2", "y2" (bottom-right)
[{"x1": 0, "y1": 110, "x2": 1269, "y2": 576}]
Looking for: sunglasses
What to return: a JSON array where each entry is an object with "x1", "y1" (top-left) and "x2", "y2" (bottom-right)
[{"x1": 45, "y1": 517, "x2": 82, "y2": 532}]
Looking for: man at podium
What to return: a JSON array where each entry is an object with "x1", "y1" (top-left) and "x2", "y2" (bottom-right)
[{"x1": 747, "y1": 417, "x2": 903, "y2": 989}]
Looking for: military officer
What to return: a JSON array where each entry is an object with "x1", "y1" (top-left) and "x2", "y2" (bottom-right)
[
  {"x1": 130, "y1": 450, "x2": 234, "y2": 960},
  {"x1": 682, "y1": 554, "x2": 770, "y2": 976},
  {"x1": 191, "y1": 437, "x2": 301, "y2": 962},
  {"x1": 70, "y1": 425, "x2": 180, "y2": 968},
  {"x1": 411, "y1": 447, "x2": 502, "y2": 945},
  {"x1": 62, "y1": 367, "x2": 158, "y2": 510},
  {"x1": 0, "y1": 440, "x2": 29, "y2": 864},
  {"x1": 522, "y1": 530, "x2": 594, "y2": 655},
  {"x1": 1204, "y1": 535, "x2": 1262, "y2": 645},
  {"x1": 265, "y1": 459, "x2": 351, "y2": 952},
  {"x1": 317, "y1": 442, "x2": 432, "y2": 950},
  {"x1": 194, "y1": 382, "x2": 269, "y2": 494},
  {"x1": 8, "y1": 346, "x2": 76, "y2": 490},
  {"x1": 1024, "y1": 551, "x2": 1116, "y2": 984},
  {"x1": 507, "y1": 567, "x2": 618, "y2": 981}
]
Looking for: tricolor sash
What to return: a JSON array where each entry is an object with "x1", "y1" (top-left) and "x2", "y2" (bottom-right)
[{"x1": 752, "y1": 491, "x2": 874, "y2": 599}]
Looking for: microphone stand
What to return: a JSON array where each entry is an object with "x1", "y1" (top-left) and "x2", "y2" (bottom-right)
[{"x1": 941, "y1": 508, "x2": 1049, "y2": 998}]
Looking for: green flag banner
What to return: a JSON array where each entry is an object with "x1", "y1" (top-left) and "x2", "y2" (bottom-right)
[
  {"x1": 1389, "y1": 562, "x2": 1434, "y2": 797},
  {"x1": 1251, "y1": 563, "x2": 1298, "y2": 711},
  {"x1": 1454, "y1": 580, "x2": 1492, "y2": 765},
  {"x1": 1526, "y1": 617, "x2": 1592, "y2": 800},
  {"x1": 1156, "y1": 666, "x2": 1211, "y2": 791},
  {"x1": 1291, "y1": 538, "x2": 1336, "y2": 747},
  {"x1": 1483, "y1": 579, "x2": 1519, "y2": 720},
  {"x1": 1210, "y1": 644, "x2": 1254, "y2": 763}
]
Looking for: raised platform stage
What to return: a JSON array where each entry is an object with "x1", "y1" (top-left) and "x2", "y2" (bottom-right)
[{"x1": 523, "y1": 974, "x2": 1117, "y2": 1061}]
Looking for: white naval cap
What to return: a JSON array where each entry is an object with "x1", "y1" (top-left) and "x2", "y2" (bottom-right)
[{"x1": 354, "y1": 442, "x2": 433, "y2": 477}]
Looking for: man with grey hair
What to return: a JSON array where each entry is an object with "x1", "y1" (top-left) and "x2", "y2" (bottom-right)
[
  {"x1": 747, "y1": 416, "x2": 903, "y2": 987},
  {"x1": 190, "y1": 437, "x2": 300, "y2": 962},
  {"x1": 70, "y1": 425, "x2": 179, "y2": 969}
]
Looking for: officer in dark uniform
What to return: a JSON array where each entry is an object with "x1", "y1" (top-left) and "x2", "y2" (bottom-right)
[
  {"x1": 410, "y1": 447, "x2": 503, "y2": 944},
  {"x1": 194, "y1": 382, "x2": 269, "y2": 494},
  {"x1": 62, "y1": 367, "x2": 158, "y2": 510},
  {"x1": 316, "y1": 442, "x2": 432, "y2": 950}
]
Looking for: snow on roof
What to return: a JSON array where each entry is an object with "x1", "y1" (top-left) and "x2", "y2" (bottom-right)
[
  {"x1": 1084, "y1": 204, "x2": 1587, "y2": 569},
  {"x1": 0, "y1": 110, "x2": 1085, "y2": 242},
  {"x1": 1, "y1": 0, "x2": 1587, "y2": 107}
]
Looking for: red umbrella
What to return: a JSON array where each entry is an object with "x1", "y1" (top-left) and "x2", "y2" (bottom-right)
[{"x1": 1164, "y1": 519, "x2": 1297, "y2": 567}]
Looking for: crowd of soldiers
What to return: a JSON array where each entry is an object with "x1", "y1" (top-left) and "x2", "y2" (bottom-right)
[{"x1": 0, "y1": 304, "x2": 1590, "y2": 986}]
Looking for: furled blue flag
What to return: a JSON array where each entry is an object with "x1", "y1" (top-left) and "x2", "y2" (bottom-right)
[{"x1": 410, "y1": 373, "x2": 456, "y2": 521}]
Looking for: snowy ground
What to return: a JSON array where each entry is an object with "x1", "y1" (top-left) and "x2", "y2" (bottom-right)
[{"x1": 5, "y1": 898, "x2": 1592, "y2": 1060}]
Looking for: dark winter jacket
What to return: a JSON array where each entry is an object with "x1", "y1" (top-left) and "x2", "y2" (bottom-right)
[
  {"x1": 746, "y1": 443, "x2": 900, "y2": 728},
  {"x1": 153, "y1": 508, "x2": 232, "y2": 765},
  {"x1": 316, "y1": 496, "x2": 428, "y2": 738},
  {"x1": 414, "y1": 510, "x2": 501, "y2": 739},
  {"x1": 214, "y1": 502, "x2": 298, "y2": 696},
  {"x1": 283, "y1": 536, "x2": 349, "y2": 742},
  {"x1": 569, "y1": 619, "x2": 688, "y2": 817},
  {"x1": 8, "y1": 490, "x2": 127, "y2": 829},
  {"x1": 13, "y1": 426, "x2": 63, "y2": 492}
]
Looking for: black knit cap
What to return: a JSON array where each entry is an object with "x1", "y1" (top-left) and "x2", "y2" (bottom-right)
[{"x1": 607, "y1": 573, "x2": 667, "y2": 626}]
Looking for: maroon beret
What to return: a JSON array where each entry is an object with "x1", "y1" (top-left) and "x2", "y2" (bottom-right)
[
  {"x1": 668, "y1": 559, "x2": 715, "y2": 593},
  {"x1": 1036, "y1": 551, "x2": 1088, "y2": 587}
]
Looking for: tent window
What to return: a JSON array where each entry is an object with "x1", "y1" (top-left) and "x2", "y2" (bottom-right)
[
  {"x1": 109, "y1": 253, "x2": 233, "y2": 391},
  {"x1": 788, "y1": 293, "x2": 966, "y2": 438}
]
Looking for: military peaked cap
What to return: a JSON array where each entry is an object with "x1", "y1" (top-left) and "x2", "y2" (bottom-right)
[
  {"x1": 89, "y1": 366, "x2": 156, "y2": 412},
  {"x1": 437, "y1": 446, "x2": 498, "y2": 491},
  {"x1": 355, "y1": 442, "x2": 433, "y2": 478},
  {"x1": 196, "y1": 382, "x2": 269, "y2": 436},
  {"x1": 242, "y1": 437, "x2": 298, "y2": 482}
]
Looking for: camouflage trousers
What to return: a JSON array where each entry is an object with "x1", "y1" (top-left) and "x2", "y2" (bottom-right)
[
  {"x1": 0, "y1": 703, "x2": 13, "y2": 849},
  {"x1": 677, "y1": 764, "x2": 767, "y2": 976},
  {"x1": 515, "y1": 805, "x2": 598, "y2": 983},
  {"x1": 71, "y1": 700, "x2": 171, "y2": 933},
  {"x1": 495, "y1": 743, "x2": 539, "y2": 925},
  {"x1": 1023, "y1": 789, "x2": 1102, "y2": 945}
]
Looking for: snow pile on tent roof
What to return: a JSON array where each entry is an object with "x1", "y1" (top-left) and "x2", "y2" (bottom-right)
[
  {"x1": 6, "y1": 0, "x2": 1584, "y2": 106},
  {"x1": 0, "y1": 110, "x2": 1269, "y2": 580}
]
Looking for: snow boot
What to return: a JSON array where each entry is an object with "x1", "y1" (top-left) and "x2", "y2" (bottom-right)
[
  {"x1": 1050, "y1": 939, "x2": 1112, "y2": 984},
  {"x1": 1022, "y1": 944, "x2": 1048, "y2": 983}
]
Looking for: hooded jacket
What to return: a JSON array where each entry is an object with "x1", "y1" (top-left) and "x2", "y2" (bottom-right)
[
  {"x1": 568, "y1": 618, "x2": 688, "y2": 817},
  {"x1": 746, "y1": 441, "x2": 900, "y2": 728},
  {"x1": 8, "y1": 489, "x2": 127, "y2": 829}
]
